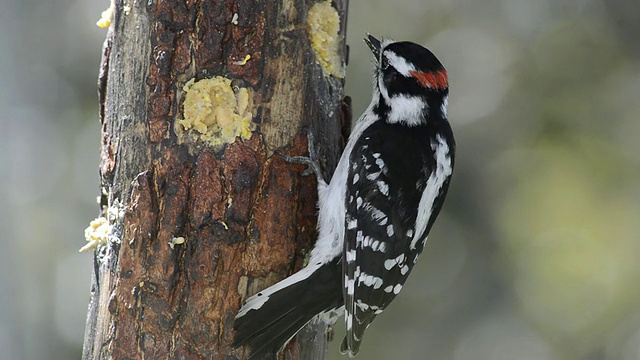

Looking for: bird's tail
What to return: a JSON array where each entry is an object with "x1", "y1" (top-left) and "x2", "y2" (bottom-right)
[{"x1": 233, "y1": 259, "x2": 343, "y2": 359}]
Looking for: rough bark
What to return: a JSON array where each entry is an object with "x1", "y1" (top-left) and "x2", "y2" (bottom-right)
[{"x1": 83, "y1": 1, "x2": 349, "y2": 359}]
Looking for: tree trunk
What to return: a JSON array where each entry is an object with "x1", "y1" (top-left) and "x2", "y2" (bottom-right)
[{"x1": 82, "y1": 1, "x2": 349, "y2": 359}]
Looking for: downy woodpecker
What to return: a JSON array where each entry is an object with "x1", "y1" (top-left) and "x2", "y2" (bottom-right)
[{"x1": 233, "y1": 34, "x2": 455, "y2": 359}]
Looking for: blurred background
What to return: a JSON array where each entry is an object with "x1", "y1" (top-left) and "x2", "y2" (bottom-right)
[{"x1": 1, "y1": 0, "x2": 639, "y2": 359}]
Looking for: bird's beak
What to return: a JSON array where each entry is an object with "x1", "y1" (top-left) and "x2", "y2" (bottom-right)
[{"x1": 364, "y1": 33, "x2": 381, "y2": 60}]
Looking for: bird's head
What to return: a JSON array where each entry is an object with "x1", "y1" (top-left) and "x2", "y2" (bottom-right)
[{"x1": 365, "y1": 34, "x2": 449, "y2": 125}]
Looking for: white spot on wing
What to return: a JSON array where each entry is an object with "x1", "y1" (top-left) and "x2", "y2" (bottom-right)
[
  {"x1": 366, "y1": 204, "x2": 386, "y2": 221},
  {"x1": 354, "y1": 266, "x2": 361, "y2": 278},
  {"x1": 377, "y1": 181, "x2": 389, "y2": 196},
  {"x1": 371, "y1": 240, "x2": 379, "y2": 251},
  {"x1": 366, "y1": 170, "x2": 382, "y2": 181},
  {"x1": 384, "y1": 259, "x2": 396, "y2": 270},
  {"x1": 384, "y1": 253, "x2": 406, "y2": 270},
  {"x1": 346, "y1": 249, "x2": 356, "y2": 262},
  {"x1": 386, "y1": 224, "x2": 394, "y2": 237},
  {"x1": 393, "y1": 284, "x2": 403, "y2": 294},
  {"x1": 361, "y1": 237, "x2": 387, "y2": 253},
  {"x1": 356, "y1": 300, "x2": 369, "y2": 311},
  {"x1": 358, "y1": 272, "x2": 384, "y2": 289},
  {"x1": 353, "y1": 173, "x2": 360, "y2": 184},
  {"x1": 400, "y1": 265, "x2": 409, "y2": 275},
  {"x1": 362, "y1": 236, "x2": 370, "y2": 247}
]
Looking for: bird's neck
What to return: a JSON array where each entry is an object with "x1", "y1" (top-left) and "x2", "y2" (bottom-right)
[{"x1": 372, "y1": 92, "x2": 447, "y2": 128}]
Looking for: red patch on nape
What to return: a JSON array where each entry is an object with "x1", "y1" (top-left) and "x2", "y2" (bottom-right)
[{"x1": 409, "y1": 69, "x2": 448, "y2": 90}]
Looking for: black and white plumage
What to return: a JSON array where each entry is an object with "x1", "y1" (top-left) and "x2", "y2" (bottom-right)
[{"x1": 233, "y1": 34, "x2": 455, "y2": 359}]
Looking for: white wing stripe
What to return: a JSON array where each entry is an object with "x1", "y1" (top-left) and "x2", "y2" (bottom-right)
[{"x1": 410, "y1": 134, "x2": 452, "y2": 249}]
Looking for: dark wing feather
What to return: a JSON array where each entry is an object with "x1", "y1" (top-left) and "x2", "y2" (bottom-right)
[{"x1": 341, "y1": 121, "x2": 444, "y2": 356}]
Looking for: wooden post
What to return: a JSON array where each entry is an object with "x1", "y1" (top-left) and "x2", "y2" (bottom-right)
[{"x1": 82, "y1": 1, "x2": 349, "y2": 359}]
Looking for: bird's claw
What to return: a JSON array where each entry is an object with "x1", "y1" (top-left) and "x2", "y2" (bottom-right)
[
  {"x1": 275, "y1": 153, "x2": 323, "y2": 180},
  {"x1": 276, "y1": 133, "x2": 325, "y2": 182}
]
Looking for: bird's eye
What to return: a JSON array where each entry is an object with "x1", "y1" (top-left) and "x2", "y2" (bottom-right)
[
  {"x1": 384, "y1": 66, "x2": 398, "y2": 83},
  {"x1": 381, "y1": 57, "x2": 389, "y2": 70}
]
